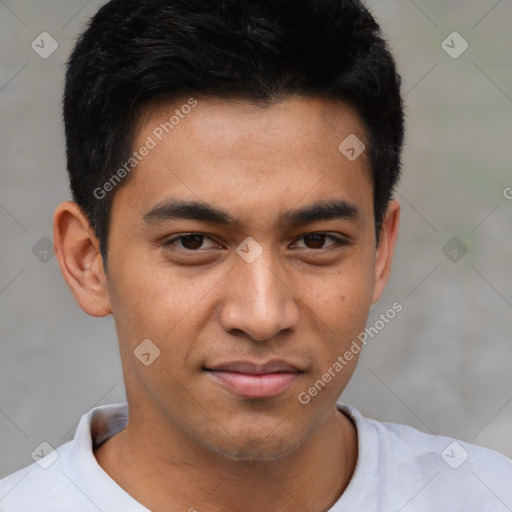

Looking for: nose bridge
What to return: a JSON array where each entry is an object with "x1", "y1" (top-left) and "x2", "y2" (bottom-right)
[
  {"x1": 219, "y1": 245, "x2": 299, "y2": 341},
  {"x1": 245, "y1": 252, "x2": 284, "y2": 307}
]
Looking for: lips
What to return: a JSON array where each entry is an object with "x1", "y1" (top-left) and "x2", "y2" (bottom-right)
[
  {"x1": 204, "y1": 360, "x2": 303, "y2": 398},
  {"x1": 208, "y1": 360, "x2": 301, "y2": 375}
]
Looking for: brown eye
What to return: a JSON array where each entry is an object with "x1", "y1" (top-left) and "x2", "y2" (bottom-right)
[
  {"x1": 178, "y1": 234, "x2": 205, "y2": 250},
  {"x1": 165, "y1": 233, "x2": 217, "y2": 251},
  {"x1": 303, "y1": 234, "x2": 327, "y2": 249},
  {"x1": 295, "y1": 233, "x2": 344, "y2": 250}
]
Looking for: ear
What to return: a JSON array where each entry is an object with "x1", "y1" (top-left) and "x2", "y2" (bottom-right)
[
  {"x1": 52, "y1": 201, "x2": 112, "y2": 317},
  {"x1": 371, "y1": 199, "x2": 400, "y2": 305}
]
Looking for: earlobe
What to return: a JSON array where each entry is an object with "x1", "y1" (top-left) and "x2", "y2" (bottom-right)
[
  {"x1": 371, "y1": 199, "x2": 400, "y2": 305},
  {"x1": 52, "y1": 201, "x2": 112, "y2": 317}
]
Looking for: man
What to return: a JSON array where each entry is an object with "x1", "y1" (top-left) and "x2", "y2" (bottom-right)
[{"x1": 0, "y1": 0, "x2": 510, "y2": 511}]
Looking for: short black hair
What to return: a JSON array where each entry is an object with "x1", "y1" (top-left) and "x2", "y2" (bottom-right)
[{"x1": 63, "y1": 0, "x2": 404, "y2": 267}]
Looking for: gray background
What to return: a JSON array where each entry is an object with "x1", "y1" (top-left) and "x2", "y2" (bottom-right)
[{"x1": 0, "y1": 0, "x2": 511, "y2": 477}]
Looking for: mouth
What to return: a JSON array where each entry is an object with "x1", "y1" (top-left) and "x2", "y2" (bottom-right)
[{"x1": 203, "y1": 360, "x2": 304, "y2": 399}]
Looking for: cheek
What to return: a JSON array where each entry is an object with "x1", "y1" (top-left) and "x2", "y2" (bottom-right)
[
  {"x1": 108, "y1": 260, "x2": 206, "y2": 396},
  {"x1": 107, "y1": 252, "x2": 224, "y2": 346},
  {"x1": 300, "y1": 259, "x2": 374, "y2": 326},
  {"x1": 296, "y1": 275, "x2": 370, "y2": 405},
  {"x1": 295, "y1": 260, "x2": 374, "y2": 379}
]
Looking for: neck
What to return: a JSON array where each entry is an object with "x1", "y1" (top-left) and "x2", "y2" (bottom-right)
[{"x1": 95, "y1": 406, "x2": 358, "y2": 512}]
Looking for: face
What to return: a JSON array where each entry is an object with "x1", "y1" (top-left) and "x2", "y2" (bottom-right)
[{"x1": 75, "y1": 96, "x2": 397, "y2": 461}]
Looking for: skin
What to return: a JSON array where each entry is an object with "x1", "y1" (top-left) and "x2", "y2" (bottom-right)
[{"x1": 53, "y1": 95, "x2": 400, "y2": 512}]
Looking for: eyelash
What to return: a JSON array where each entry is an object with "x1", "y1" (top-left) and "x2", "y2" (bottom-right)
[{"x1": 163, "y1": 232, "x2": 348, "y2": 252}]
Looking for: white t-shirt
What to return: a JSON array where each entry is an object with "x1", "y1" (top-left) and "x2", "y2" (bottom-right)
[{"x1": 0, "y1": 402, "x2": 510, "y2": 511}]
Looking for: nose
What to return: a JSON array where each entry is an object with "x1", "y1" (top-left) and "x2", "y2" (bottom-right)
[{"x1": 218, "y1": 250, "x2": 300, "y2": 342}]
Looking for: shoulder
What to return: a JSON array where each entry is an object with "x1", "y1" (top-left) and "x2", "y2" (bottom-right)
[
  {"x1": 0, "y1": 402, "x2": 134, "y2": 512},
  {"x1": 339, "y1": 403, "x2": 512, "y2": 511},
  {"x1": 371, "y1": 412, "x2": 511, "y2": 472},
  {"x1": 0, "y1": 442, "x2": 93, "y2": 512}
]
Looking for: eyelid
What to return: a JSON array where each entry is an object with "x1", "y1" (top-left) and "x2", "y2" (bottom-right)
[
  {"x1": 291, "y1": 232, "x2": 350, "y2": 250},
  {"x1": 163, "y1": 232, "x2": 220, "y2": 250}
]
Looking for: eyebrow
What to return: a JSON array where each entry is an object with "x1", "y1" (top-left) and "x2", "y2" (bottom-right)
[{"x1": 142, "y1": 197, "x2": 363, "y2": 229}]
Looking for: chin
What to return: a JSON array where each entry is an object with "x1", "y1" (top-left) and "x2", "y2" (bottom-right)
[
  {"x1": 196, "y1": 419, "x2": 308, "y2": 462},
  {"x1": 211, "y1": 437, "x2": 301, "y2": 462}
]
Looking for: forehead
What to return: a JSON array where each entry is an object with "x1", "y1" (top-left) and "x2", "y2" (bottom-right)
[{"x1": 112, "y1": 95, "x2": 373, "y2": 230}]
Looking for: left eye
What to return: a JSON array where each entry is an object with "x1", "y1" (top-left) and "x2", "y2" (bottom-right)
[
  {"x1": 165, "y1": 233, "x2": 218, "y2": 251},
  {"x1": 294, "y1": 233, "x2": 343, "y2": 250}
]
